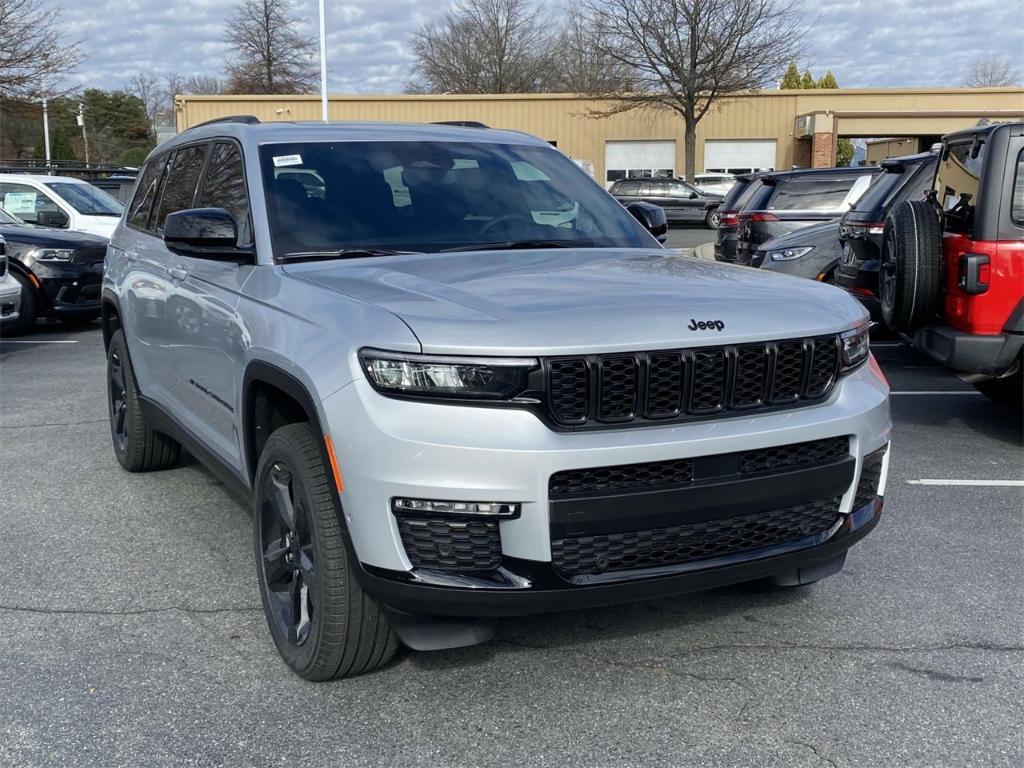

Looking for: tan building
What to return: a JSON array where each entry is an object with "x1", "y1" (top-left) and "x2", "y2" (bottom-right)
[{"x1": 175, "y1": 88, "x2": 1024, "y2": 185}]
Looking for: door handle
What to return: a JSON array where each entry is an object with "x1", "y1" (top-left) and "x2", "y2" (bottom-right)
[
  {"x1": 124, "y1": 250, "x2": 139, "y2": 262},
  {"x1": 168, "y1": 266, "x2": 188, "y2": 281}
]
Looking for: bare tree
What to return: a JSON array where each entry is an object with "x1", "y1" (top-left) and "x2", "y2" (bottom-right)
[
  {"x1": 184, "y1": 74, "x2": 225, "y2": 95},
  {"x1": 0, "y1": 0, "x2": 82, "y2": 100},
  {"x1": 224, "y1": 0, "x2": 317, "y2": 94},
  {"x1": 963, "y1": 56, "x2": 1020, "y2": 87},
  {"x1": 583, "y1": 0, "x2": 805, "y2": 181},
  {"x1": 409, "y1": 0, "x2": 554, "y2": 94},
  {"x1": 547, "y1": 6, "x2": 632, "y2": 93},
  {"x1": 129, "y1": 73, "x2": 162, "y2": 138}
]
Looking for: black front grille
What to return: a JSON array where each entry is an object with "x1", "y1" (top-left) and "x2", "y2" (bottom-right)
[
  {"x1": 72, "y1": 245, "x2": 106, "y2": 265},
  {"x1": 545, "y1": 335, "x2": 840, "y2": 429},
  {"x1": 853, "y1": 450, "x2": 886, "y2": 509},
  {"x1": 551, "y1": 497, "x2": 842, "y2": 576},
  {"x1": 396, "y1": 517, "x2": 502, "y2": 571},
  {"x1": 739, "y1": 436, "x2": 849, "y2": 474},
  {"x1": 550, "y1": 458, "x2": 695, "y2": 498}
]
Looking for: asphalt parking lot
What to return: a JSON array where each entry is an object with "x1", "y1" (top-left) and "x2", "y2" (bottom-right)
[{"x1": 1, "y1": 312, "x2": 1021, "y2": 767}]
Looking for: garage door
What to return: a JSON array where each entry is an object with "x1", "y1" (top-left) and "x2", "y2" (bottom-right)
[
  {"x1": 704, "y1": 139, "x2": 777, "y2": 174},
  {"x1": 605, "y1": 141, "x2": 676, "y2": 186}
]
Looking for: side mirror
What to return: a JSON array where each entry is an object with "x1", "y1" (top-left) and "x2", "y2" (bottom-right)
[
  {"x1": 626, "y1": 201, "x2": 668, "y2": 243},
  {"x1": 37, "y1": 209, "x2": 69, "y2": 228},
  {"x1": 163, "y1": 208, "x2": 253, "y2": 262},
  {"x1": 689, "y1": 192, "x2": 699, "y2": 199}
]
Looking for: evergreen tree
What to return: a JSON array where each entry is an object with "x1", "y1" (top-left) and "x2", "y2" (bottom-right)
[
  {"x1": 817, "y1": 70, "x2": 838, "y2": 89},
  {"x1": 800, "y1": 70, "x2": 815, "y2": 88},
  {"x1": 33, "y1": 131, "x2": 76, "y2": 161},
  {"x1": 779, "y1": 62, "x2": 801, "y2": 89}
]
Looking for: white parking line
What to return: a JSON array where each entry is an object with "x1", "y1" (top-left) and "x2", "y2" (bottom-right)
[
  {"x1": 908, "y1": 479, "x2": 1024, "y2": 487},
  {"x1": 890, "y1": 390, "x2": 982, "y2": 395},
  {"x1": 0, "y1": 339, "x2": 79, "y2": 344}
]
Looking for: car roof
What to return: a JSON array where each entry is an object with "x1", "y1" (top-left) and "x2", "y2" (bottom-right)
[
  {"x1": 880, "y1": 151, "x2": 937, "y2": 172},
  {"x1": 0, "y1": 173, "x2": 93, "y2": 184},
  {"x1": 157, "y1": 119, "x2": 552, "y2": 159},
  {"x1": 760, "y1": 166, "x2": 877, "y2": 183},
  {"x1": 942, "y1": 120, "x2": 1024, "y2": 144}
]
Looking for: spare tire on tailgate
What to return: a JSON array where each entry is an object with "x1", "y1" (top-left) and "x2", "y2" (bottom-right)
[{"x1": 879, "y1": 199, "x2": 943, "y2": 333}]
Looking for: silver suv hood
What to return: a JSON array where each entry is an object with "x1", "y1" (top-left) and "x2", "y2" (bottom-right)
[{"x1": 286, "y1": 248, "x2": 866, "y2": 355}]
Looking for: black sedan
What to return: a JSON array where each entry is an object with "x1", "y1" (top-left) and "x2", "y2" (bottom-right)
[
  {"x1": 609, "y1": 177, "x2": 723, "y2": 227},
  {"x1": 0, "y1": 206, "x2": 107, "y2": 335}
]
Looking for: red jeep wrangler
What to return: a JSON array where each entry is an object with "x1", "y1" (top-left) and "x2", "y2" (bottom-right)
[{"x1": 879, "y1": 121, "x2": 1024, "y2": 405}]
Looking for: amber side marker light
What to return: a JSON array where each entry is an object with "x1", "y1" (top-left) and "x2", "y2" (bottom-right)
[{"x1": 323, "y1": 435, "x2": 344, "y2": 492}]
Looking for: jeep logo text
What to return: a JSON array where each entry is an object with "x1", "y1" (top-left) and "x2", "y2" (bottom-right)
[{"x1": 688, "y1": 318, "x2": 725, "y2": 331}]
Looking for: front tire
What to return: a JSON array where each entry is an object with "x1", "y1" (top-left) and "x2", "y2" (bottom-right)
[
  {"x1": 254, "y1": 423, "x2": 398, "y2": 680},
  {"x1": 106, "y1": 329, "x2": 182, "y2": 471}
]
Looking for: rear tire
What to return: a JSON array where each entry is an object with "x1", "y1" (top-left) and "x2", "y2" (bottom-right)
[
  {"x1": 106, "y1": 329, "x2": 182, "y2": 471},
  {"x1": 254, "y1": 423, "x2": 399, "y2": 680},
  {"x1": 1, "y1": 273, "x2": 38, "y2": 336},
  {"x1": 879, "y1": 200, "x2": 942, "y2": 332},
  {"x1": 706, "y1": 207, "x2": 721, "y2": 229}
]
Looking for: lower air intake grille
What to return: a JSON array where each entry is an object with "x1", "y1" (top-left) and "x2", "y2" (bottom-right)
[
  {"x1": 739, "y1": 436, "x2": 849, "y2": 474},
  {"x1": 551, "y1": 497, "x2": 841, "y2": 576},
  {"x1": 853, "y1": 451, "x2": 886, "y2": 509},
  {"x1": 396, "y1": 517, "x2": 501, "y2": 571},
  {"x1": 550, "y1": 458, "x2": 695, "y2": 498}
]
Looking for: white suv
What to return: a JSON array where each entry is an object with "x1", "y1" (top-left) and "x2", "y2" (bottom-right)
[{"x1": 0, "y1": 174, "x2": 124, "y2": 239}]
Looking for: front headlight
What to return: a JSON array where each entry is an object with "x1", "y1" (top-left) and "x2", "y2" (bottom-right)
[
  {"x1": 768, "y1": 246, "x2": 814, "y2": 261},
  {"x1": 359, "y1": 349, "x2": 537, "y2": 399},
  {"x1": 30, "y1": 248, "x2": 75, "y2": 262},
  {"x1": 840, "y1": 322, "x2": 870, "y2": 372}
]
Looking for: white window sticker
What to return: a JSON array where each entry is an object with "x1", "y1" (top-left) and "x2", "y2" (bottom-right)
[
  {"x1": 273, "y1": 154, "x2": 303, "y2": 168},
  {"x1": 3, "y1": 191, "x2": 37, "y2": 214}
]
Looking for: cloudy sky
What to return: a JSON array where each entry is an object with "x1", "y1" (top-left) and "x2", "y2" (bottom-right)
[{"x1": 60, "y1": 0, "x2": 1023, "y2": 94}]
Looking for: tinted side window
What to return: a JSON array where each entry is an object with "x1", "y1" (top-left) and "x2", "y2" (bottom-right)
[
  {"x1": 1012, "y1": 149, "x2": 1024, "y2": 226},
  {"x1": 128, "y1": 155, "x2": 169, "y2": 230},
  {"x1": 198, "y1": 142, "x2": 252, "y2": 244},
  {"x1": 721, "y1": 179, "x2": 752, "y2": 210},
  {"x1": 155, "y1": 144, "x2": 208, "y2": 231},
  {"x1": 770, "y1": 177, "x2": 858, "y2": 211}
]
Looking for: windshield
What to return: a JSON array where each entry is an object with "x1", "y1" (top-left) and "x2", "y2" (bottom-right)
[
  {"x1": 259, "y1": 141, "x2": 655, "y2": 256},
  {"x1": 45, "y1": 182, "x2": 124, "y2": 216}
]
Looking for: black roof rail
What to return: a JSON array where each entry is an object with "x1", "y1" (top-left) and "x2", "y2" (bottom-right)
[
  {"x1": 432, "y1": 120, "x2": 489, "y2": 129},
  {"x1": 0, "y1": 160, "x2": 139, "y2": 178},
  {"x1": 189, "y1": 114, "x2": 261, "y2": 129}
]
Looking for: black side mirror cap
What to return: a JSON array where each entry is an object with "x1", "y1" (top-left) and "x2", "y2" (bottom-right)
[
  {"x1": 37, "y1": 210, "x2": 69, "y2": 228},
  {"x1": 163, "y1": 208, "x2": 254, "y2": 262},
  {"x1": 625, "y1": 201, "x2": 668, "y2": 243}
]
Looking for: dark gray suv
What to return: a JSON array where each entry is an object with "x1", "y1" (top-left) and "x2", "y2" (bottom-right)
[{"x1": 610, "y1": 177, "x2": 723, "y2": 227}]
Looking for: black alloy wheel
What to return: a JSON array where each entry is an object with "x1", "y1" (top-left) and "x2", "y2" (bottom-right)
[
  {"x1": 108, "y1": 348, "x2": 129, "y2": 454},
  {"x1": 260, "y1": 462, "x2": 316, "y2": 646}
]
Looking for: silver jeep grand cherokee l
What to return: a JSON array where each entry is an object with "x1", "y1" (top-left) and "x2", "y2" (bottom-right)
[{"x1": 103, "y1": 119, "x2": 891, "y2": 680}]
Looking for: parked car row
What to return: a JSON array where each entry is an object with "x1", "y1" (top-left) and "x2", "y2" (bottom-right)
[
  {"x1": 714, "y1": 121, "x2": 1023, "y2": 406},
  {"x1": 0, "y1": 173, "x2": 125, "y2": 335}
]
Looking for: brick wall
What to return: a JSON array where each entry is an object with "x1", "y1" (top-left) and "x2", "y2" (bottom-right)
[{"x1": 811, "y1": 132, "x2": 835, "y2": 168}]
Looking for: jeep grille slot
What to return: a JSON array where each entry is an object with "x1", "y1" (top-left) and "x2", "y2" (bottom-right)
[{"x1": 544, "y1": 335, "x2": 841, "y2": 429}]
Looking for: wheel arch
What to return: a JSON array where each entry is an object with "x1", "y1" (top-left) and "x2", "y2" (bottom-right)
[
  {"x1": 241, "y1": 361, "x2": 340, "y2": 506},
  {"x1": 101, "y1": 289, "x2": 122, "y2": 350}
]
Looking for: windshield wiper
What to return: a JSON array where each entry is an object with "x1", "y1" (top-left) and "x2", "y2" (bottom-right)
[
  {"x1": 441, "y1": 239, "x2": 590, "y2": 253},
  {"x1": 279, "y1": 248, "x2": 421, "y2": 263}
]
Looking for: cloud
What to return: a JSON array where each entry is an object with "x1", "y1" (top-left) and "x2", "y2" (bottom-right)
[{"x1": 56, "y1": 0, "x2": 1024, "y2": 93}]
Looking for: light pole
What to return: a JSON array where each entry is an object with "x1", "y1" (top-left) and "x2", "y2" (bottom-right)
[
  {"x1": 318, "y1": 0, "x2": 328, "y2": 122},
  {"x1": 42, "y1": 98, "x2": 52, "y2": 166},
  {"x1": 76, "y1": 103, "x2": 89, "y2": 166}
]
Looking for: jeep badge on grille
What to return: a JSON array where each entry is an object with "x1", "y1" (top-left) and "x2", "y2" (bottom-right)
[{"x1": 688, "y1": 319, "x2": 725, "y2": 331}]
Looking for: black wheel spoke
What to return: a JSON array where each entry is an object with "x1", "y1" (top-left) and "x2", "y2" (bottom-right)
[
  {"x1": 263, "y1": 537, "x2": 292, "y2": 588},
  {"x1": 269, "y1": 465, "x2": 296, "y2": 530},
  {"x1": 287, "y1": 572, "x2": 303, "y2": 642},
  {"x1": 299, "y1": 544, "x2": 315, "y2": 580}
]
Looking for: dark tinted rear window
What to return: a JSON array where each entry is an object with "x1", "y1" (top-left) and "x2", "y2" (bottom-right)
[
  {"x1": 733, "y1": 179, "x2": 766, "y2": 211},
  {"x1": 769, "y1": 175, "x2": 865, "y2": 211},
  {"x1": 853, "y1": 159, "x2": 936, "y2": 214},
  {"x1": 1012, "y1": 149, "x2": 1024, "y2": 226},
  {"x1": 721, "y1": 178, "x2": 752, "y2": 210}
]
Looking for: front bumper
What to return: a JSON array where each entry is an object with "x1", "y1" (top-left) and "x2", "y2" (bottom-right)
[
  {"x1": 0, "y1": 277, "x2": 22, "y2": 323},
  {"x1": 914, "y1": 323, "x2": 1024, "y2": 376},
  {"x1": 325, "y1": 361, "x2": 890, "y2": 610},
  {"x1": 26, "y1": 261, "x2": 102, "y2": 315}
]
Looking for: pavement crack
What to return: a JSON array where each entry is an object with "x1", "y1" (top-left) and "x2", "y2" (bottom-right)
[
  {"x1": 889, "y1": 660, "x2": 985, "y2": 683},
  {"x1": 785, "y1": 738, "x2": 841, "y2": 768},
  {"x1": 0, "y1": 418, "x2": 107, "y2": 429},
  {"x1": 0, "y1": 603, "x2": 260, "y2": 617}
]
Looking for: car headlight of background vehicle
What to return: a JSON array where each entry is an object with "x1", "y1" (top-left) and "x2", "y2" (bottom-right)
[
  {"x1": 359, "y1": 349, "x2": 537, "y2": 399},
  {"x1": 29, "y1": 248, "x2": 75, "y2": 262},
  {"x1": 767, "y1": 246, "x2": 814, "y2": 261},
  {"x1": 839, "y1": 322, "x2": 870, "y2": 372}
]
